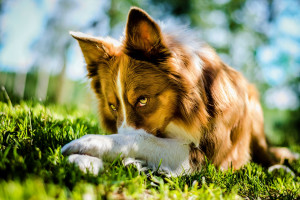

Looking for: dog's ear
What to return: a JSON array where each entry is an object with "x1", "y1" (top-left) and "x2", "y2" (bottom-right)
[
  {"x1": 124, "y1": 7, "x2": 170, "y2": 62},
  {"x1": 125, "y1": 7, "x2": 162, "y2": 51},
  {"x1": 70, "y1": 31, "x2": 120, "y2": 66}
]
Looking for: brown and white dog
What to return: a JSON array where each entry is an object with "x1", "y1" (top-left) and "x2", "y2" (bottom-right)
[{"x1": 62, "y1": 7, "x2": 296, "y2": 175}]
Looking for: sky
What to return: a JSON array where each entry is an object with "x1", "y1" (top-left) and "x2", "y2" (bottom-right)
[
  {"x1": 0, "y1": 0, "x2": 48, "y2": 72},
  {"x1": 0, "y1": 0, "x2": 108, "y2": 77},
  {"x1": 0, "y1": 0, "x2": 299, "y2": 109}
]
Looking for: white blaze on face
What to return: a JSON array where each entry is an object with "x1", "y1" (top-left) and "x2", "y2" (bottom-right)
[{"x1": 117, "y1": 68, "x2": 128, "y2": 129}]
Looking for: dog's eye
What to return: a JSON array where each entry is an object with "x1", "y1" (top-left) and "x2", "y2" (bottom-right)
[
  {"x1": 110, "y1": 104, "x2": 117, "y2": 111},
  {"x1": 137, "y1": 97, "x2": 148, "y2": 107}
]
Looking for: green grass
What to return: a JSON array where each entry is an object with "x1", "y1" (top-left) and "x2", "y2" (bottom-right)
[{"x1": 0, "y1": 101, "x2": 299, "y2": 199}]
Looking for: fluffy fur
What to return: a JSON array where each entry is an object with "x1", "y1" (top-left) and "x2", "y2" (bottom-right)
[{"x1": 62, "y1": 7, "x2": 296, "y2": 175}]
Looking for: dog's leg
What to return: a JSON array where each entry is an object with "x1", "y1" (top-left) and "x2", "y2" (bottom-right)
[
  {"x1": 61, "y1": 128, "x2": 191, "y2": 175},
  {"x1": 67, "y1": 154, "x2": 104, "y2": 175}
]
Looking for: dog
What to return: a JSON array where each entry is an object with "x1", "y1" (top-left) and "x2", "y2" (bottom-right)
[{"x1": 62, "y1": 7, "x2": 296, "y2": 175}]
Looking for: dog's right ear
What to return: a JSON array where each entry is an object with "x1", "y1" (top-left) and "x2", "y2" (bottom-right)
[
  {"x1": 70, "y1": 31, "x2": 120, "y2": 66},
  {"x1": 124, "y1": 7, "x2": 170, "y2": 63}
]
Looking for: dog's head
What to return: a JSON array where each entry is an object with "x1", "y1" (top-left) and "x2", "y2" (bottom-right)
[{"x1": 71, "y1": 7, "x2": 209, "y2": 137}]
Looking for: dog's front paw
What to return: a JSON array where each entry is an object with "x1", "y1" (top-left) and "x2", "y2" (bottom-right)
[
  {"x1": 61, "y1": 135, "x2": 107, "y2": 158},
  {"x1": 68, "y1": 154, "x2": 103, "y2": 175}
]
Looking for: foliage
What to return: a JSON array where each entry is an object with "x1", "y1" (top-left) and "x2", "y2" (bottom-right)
[
  {"x1": 0, "y1": 71, "x2": 90, "y2": 105},
  {"x1": 0, "y1": 101, "x2": 299, "y2": 199},
  {"x1": 269, "y1": 76, "x2": 300, "y2": 146}
]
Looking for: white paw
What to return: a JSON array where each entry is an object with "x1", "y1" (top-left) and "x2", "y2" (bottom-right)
[
  {"x1": 122, "y1": 158, "x2": 174, "y2": 177},
  {"x1": 123, "y1": 157, "x2": 149, "y2": 172},
  {"x1": 61, "y1": 134, "x2": 109, "y2": 158},
  {"x1": 68, "y1": 154, "x2": 103, "y2": 175},
  {"x1": 61, "y1": 135, "x2": 89, "y2": 156},
  {"x1": 268, "y1": 164, "x2": 295, "y2": 177}
]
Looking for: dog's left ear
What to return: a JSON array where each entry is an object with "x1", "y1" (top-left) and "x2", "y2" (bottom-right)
[
  {"x1": 70, "y1": 31, "x2": 120, "y2": 65},
  {"x1": 124, "y1": 7, "x2": 170, "y2": 62},
  {"x1": 70, "y1": 31, "x2": 121, "y2": 78}
]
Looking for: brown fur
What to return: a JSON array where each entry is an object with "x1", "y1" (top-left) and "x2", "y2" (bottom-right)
[{"x1": 71, "y1": 7, "x2": 295, "y2": 171}]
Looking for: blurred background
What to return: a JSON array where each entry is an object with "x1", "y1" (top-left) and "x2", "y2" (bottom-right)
[{"x1": 0, "y1": 0, "x2": 299, "y2": 145}]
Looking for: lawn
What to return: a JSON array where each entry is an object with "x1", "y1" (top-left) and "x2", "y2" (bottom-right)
[{"x1": 0, "y1": 101, "x2": 299, "y2": 199}]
